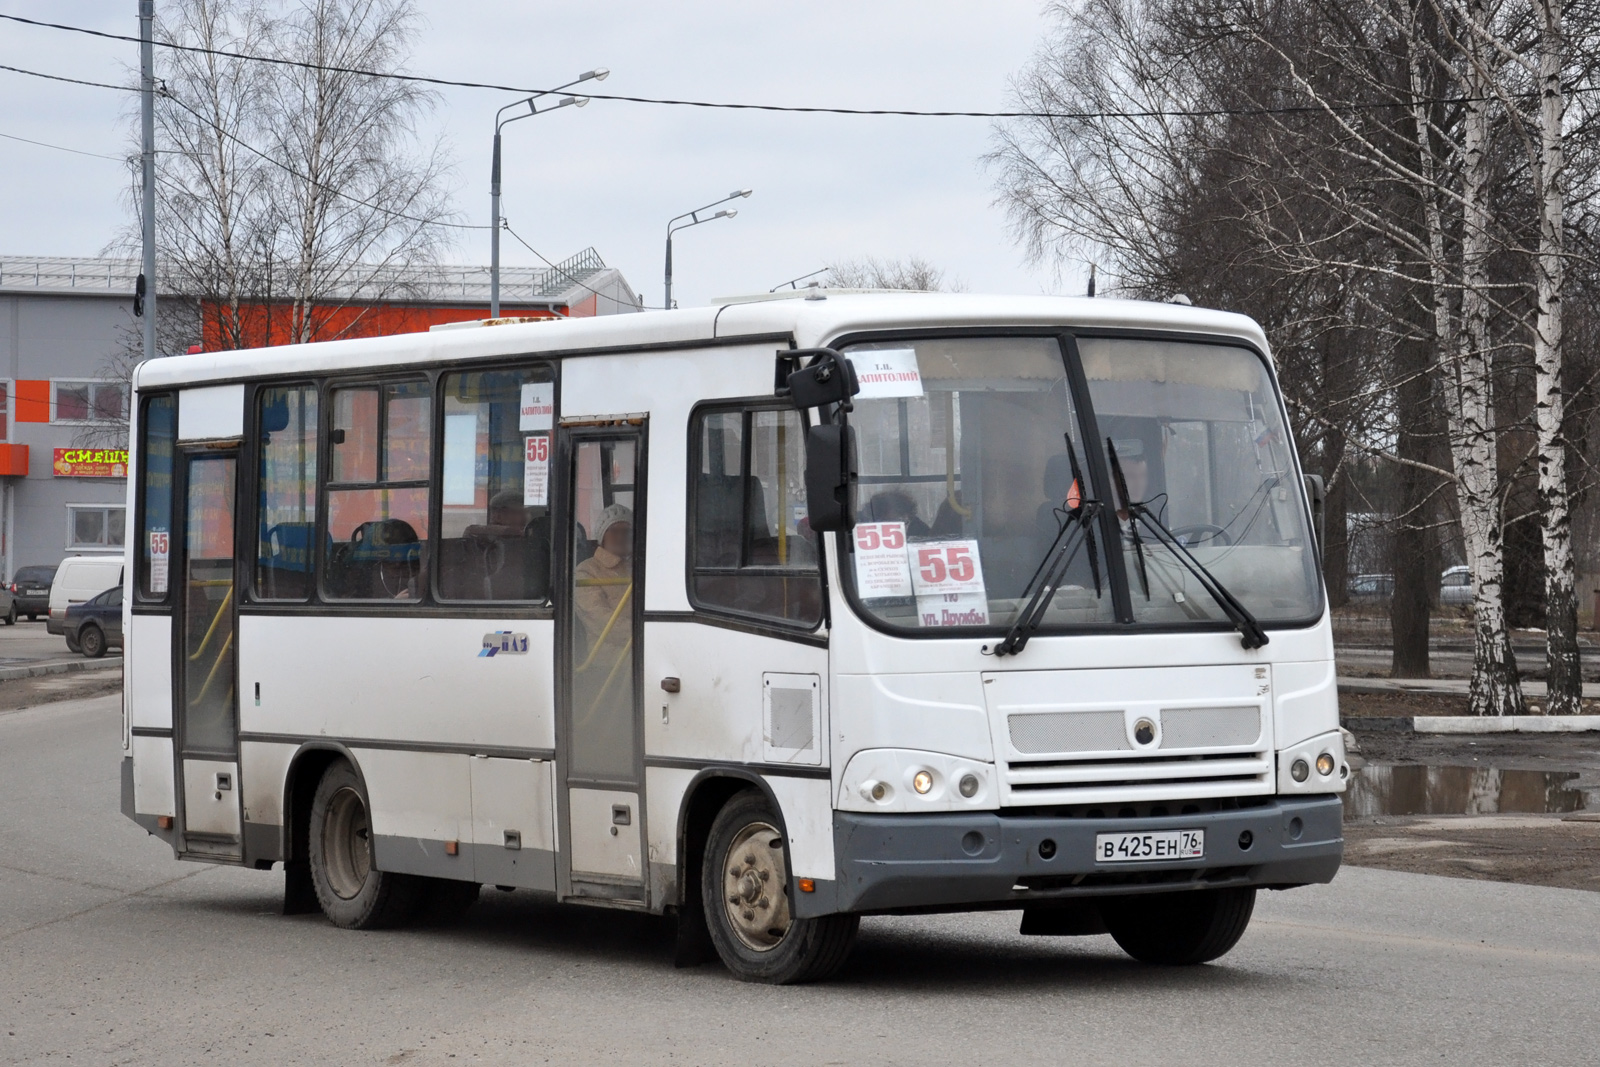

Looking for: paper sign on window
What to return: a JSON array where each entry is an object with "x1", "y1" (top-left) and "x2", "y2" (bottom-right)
[
  {"x1": 523, "y1": 434, "x2": 550, "y2": 506},
  {"x1": 149, "y1": 529, "x2": 170, "y2": 594},
  {"x1": 846, "y1": 349, "x2": 924, "y2": 399},
  {"x1": 852, "y1": 522, "x2": 913, "y2": 598},
  {"x1": 909, "y1": 539, "x2": 989, "y2": 627},
  {"x1": 519, "y1": 382, "x2": 554, "y2": 431}
]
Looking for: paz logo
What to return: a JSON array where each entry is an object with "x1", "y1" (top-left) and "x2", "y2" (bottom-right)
[{"x1": 480, "y1": 631, "x2": 530, "y2": 657}]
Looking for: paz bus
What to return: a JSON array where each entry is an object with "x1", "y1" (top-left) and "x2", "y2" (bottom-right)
[{"x1": 119, "y1": 292, "x2": 1346, "y2": 983}]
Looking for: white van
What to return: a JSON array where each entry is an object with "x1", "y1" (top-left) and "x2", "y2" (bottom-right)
[{"x1": 48, "y1": 556, "x2": 124, "y2": 639}]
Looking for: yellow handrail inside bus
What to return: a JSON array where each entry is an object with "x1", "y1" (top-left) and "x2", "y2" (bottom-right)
[
  {"x1": 572, "y1": 580, "x2": 632, "y2": 674},
  {"x1": 191, "y1": 631, "x2": 234, "y2": 708},
  {"x1": 187, "y1": 586, "x2": 234, "y2": 663}
]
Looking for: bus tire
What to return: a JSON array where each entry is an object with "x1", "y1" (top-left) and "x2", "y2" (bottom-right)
[
  {"x1": 308, "y1": 760, "x2": 418, "y2": 930},
  {"x1": 701, "y1": 790, "x2": 858, "y2": 984},
  {"x1": 1101, "y1": 887, "x2": 1256, "y2": 965}
]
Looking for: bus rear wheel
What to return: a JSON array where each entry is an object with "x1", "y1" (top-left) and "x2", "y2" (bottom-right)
[
  {"x1": 308, "y1": 760, "x2": 418, "y2": 929},
  {"x1": 1101, "y1": 887, "x2": 1256, "y2": 965},
  {"x1": 701, "y1": 790, "x2": 858, "y2": 984}
]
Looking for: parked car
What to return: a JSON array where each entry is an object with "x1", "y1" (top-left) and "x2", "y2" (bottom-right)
[
  {"x1": 1348, "y1": 573, "x2": 1395, "y2": 599},
  {"x1": 9, "y1": 564, "x2": 57, "y2": 621},
  {"x1": 0, "y1": 581, "x2": 14, "y2": 626},
  {"x1": 1440, "y1": 565, "x2": 1473, "y2": 605},
  {"x1": 63, "y1": 586, "x2": 122, "y2": 658},
  {"x1": 47, "y1": 557, "x2": 123, "y2": 638}
]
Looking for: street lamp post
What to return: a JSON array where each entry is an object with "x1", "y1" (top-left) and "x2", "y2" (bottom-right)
[
  {"x1": 491, "y1": 68, "x2": 608, "y2": 318},
  {"x1": 663, "y1": 189, "x2": 753, "y2": 310}
]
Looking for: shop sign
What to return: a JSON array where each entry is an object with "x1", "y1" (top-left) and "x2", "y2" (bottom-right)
[{"x1": 53, "y1": 448, "x2": 129, "y2": 478}]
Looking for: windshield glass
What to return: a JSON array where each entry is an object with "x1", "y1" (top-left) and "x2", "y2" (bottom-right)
[
  {"x1": 839, "y1": 335, "x2": 1320, "y2": 635},
  {"x1": 842, "y1": 337, "x2": 1113, "y2": 631},
  {"x1": 1079, "y1": 336, "x2": 1319, "y2": 626}
]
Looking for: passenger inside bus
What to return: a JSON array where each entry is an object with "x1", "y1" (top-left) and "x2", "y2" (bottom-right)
[
  {"x1": 861, "y1": 489, "x2": 931, "y2": 538},
  {"x1": 574, "y1": 503, "x2": 633, "y2": 653}
]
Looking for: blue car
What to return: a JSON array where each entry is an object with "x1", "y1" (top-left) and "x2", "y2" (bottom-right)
[{"x1": 64, "y1": 586, "x2": 122, "y2": 658}]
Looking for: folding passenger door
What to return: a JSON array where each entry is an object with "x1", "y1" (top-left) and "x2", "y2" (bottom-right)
[
  {"x1": 172, "y1": 447, "x2": 244, "y2": 860},
  {"x1": 555, "y1": 421, "x2": 648, "y2": 904}
]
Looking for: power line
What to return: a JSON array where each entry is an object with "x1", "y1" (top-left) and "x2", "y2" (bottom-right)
[
  {"x1": 501, "y1": 220, "x2": 641, "y2": 310},
  {"x1": 0, "y1": 128, "x2": 128, "y2": 162},
  {"x1": 158, "y1": 90, "x2": 487, "y2": 231},
  {"x1": 0, "y1": 60, "x2": 132, "y2": 94},
  {"x1": 0, "y1": 9, "x2": 1531, "y2": 121}
]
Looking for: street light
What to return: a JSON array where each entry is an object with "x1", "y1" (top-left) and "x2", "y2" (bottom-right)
[
  {"x1": 491, "y1": 68, "x2": 609, "y2": 318},
  {"x1": 664, "y1": 189, "x2": 753, "y2": 310}
]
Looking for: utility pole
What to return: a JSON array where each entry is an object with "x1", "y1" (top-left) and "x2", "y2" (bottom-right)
[{"x1": 139, "y1": 0, "x2": 157, "y2": 361}]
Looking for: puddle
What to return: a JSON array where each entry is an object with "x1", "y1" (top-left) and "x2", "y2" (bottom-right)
[{"x1": 1344, "y1": 764, "x2": 1588, "y2": 819}]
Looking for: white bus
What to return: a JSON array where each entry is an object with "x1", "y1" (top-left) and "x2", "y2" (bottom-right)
[{"x1": 119, "y1": 292, "x2": 1346, "y2": 983}]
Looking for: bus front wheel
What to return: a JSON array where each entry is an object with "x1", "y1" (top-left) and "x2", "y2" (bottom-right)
[
  {"x1": 1101, "y1": 886, "x2": 1256, "y2": 965},
  {"x1": 701, "y1": 790, "x2": 858, "y2": 984},
  {"x1": 308, "y1": 760, "x2": 418, "y2": 930}
]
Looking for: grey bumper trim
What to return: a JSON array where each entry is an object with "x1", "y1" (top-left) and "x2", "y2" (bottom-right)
[{"x1": 826, "y1": 795, "x2": 1342, "y2": 915}]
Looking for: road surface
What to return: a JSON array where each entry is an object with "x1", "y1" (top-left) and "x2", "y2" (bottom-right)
[{"x1": 3, "y1": 695, "x2": 1597, "y2": 1065}]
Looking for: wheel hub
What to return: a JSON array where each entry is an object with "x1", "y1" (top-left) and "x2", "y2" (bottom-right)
[{"x1": 721, "y1": 821, "x2": 791, "y2": 951}]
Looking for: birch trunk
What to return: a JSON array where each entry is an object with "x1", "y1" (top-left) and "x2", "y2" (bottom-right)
[
  {"x1": 1533, "y1": 0, "x2": 1582, "y2": 713},
  {"x1": 1409, "y1": 13, "x2": 1523, "y2": 716}
]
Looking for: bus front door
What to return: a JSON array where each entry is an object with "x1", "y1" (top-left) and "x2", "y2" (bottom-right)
[
  {"x1": 557, "y1": 427, "x2": 647, "y2": 904},
  {"x1": 173, "y1": 448, "x2": 243, "y2": 860}
]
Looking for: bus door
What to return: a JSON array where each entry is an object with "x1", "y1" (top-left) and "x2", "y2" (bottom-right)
[
  {"x1": 173, "y1": 447, "x2": 243, "y2": 860},
  {"x1": 556, "y1": 423, "x2": 647, "y2": 904}
]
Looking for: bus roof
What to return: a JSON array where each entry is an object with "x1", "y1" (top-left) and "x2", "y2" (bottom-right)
[{"x1": 133, "y1": 292, "x2": 1272, "y2": 391}]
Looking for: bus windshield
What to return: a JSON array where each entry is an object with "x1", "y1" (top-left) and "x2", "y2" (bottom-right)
[{"x1": 840, "y1": 335, "x2": 1321, "y2": 636}]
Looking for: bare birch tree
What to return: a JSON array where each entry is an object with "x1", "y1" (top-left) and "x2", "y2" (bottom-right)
[{"x1": 139, "y1": 0, "x2": 456, "y2": 350}]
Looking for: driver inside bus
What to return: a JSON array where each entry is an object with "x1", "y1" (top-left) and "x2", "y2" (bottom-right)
[{"x1": 574, "y1": 503, "x2": 633, "y2": 658}]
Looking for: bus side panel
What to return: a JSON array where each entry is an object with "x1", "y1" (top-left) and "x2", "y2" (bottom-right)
[
  {"x1": 1273, "y1": 658, "x2": 1339, "y2": 748},
  {"x1": 765, "y1": 774, "x2": 835, "y2": 887},
  {"x1": 131, "y1": 736, "x2": 176, "y2": 819},
  {"x1": 240, "y1": 740, "x2": 295, "y2": 862},
  {"x1": 360, "y1": 748, "x2": 473, "y2": 879},
  {"x1": 644, "y1": 623, "x2": 828, "y2": 764},
  {"x1": 127, "y1": 614, "x2": 172, "y2": 731},
  {"x1": 644, "y1": 765, "x2": 697, "y2": 906},
  {"x1": 237, "y1": 615, "x2": 555, "y2": 750}
]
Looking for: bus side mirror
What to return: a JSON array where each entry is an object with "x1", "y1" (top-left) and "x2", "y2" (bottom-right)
[
  {"x1": 785, "y1": 349, "x2": 860, "y2": 410},
  {"x1": 1303, "y1": 474, "x2": 1326, "y2": 558},
  {"x1": 805, "y1": 423, "x2": 858, "y2": 532}
]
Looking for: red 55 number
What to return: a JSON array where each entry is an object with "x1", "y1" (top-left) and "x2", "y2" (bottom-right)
[
  {"x1": 855, "y1": 523, "x2": 906, "y2": 552},
  {"x1": 917, "y1": 544, "x2": 975, "y2": 585}
]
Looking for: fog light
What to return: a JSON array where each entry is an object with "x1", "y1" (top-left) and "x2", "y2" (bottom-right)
[
  {"x1": 913, "y1": 770, "x2": 934, "y2": 795},
  {"x1": 958, "y1": 773, "x2": 980, "y2": 798},
  {"x1": 861, "y1": 780, "x2": 890, "y2": 803},
  {"x1": 1291, "y1": 758, "x2": 1310, "y2": 782},
  {"x1": 1316, "y1": 752, "x2": 1336, "y2": 777}
]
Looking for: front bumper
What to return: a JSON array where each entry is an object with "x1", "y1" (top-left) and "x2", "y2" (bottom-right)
[{"x1": 810, "y1": 795, "x2": 1342, "y2": 916}]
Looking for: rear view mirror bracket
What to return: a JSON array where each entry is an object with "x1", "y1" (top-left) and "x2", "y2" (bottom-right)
[{"x1": 779, "y1": 348, "x2": 861, "y2": 532}]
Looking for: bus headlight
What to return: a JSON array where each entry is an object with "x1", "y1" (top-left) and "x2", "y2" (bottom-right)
[
  {"x1": 839, "y1": 750, "x2": 997, "y2": 812},
  {"x1": 1316, "y1": 752, "x2": 1336, "y2": 777},
  {"x1": 1277, "y1": 730, "x2": 1348, "y2": 794},
  {"x1": 1291, "y1": 759, "x2": 1310, "y2": 782}
]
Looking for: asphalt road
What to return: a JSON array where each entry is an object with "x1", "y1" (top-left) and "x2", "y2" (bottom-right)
[
  {"x1": 4, "y1": 696, "x2": 1599, "y2": 1066},
  {"x1": 0, "y1": 618, "x2": 119, "y2": 672}
]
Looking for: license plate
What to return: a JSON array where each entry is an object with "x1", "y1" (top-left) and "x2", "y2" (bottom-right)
[{"x1": 1095, "y1": 829, "x2": 1205, "y2": 863}]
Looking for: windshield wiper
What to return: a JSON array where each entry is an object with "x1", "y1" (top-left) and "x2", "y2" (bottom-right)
[
  {"x1": 1107, "y1": 438, "x2": 1270, "y2": 650},
  {"x1": 992, "y1": 436, "x2": 1102, "y2": 657}
]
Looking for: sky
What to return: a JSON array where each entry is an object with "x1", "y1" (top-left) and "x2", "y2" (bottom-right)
[{"x1": 0, "y1": 1, "x2": 1081, "y2": 309}]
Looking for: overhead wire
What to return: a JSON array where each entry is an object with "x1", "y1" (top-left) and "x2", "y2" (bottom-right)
[
  {"x1": 0, "y1": 129, "x2": 128, "y2": 162},
  {"x1": 501, "y1": 220, "x2": 644, "y2": 311},
  {"x1": 0, "y1": 10, "x2": 1563, "y2": 120}
]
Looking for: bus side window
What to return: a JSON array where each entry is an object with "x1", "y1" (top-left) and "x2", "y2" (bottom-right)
[
  {"x1": 325, "y1": 382, "x2": 432, "y2": 601},
  {"x1": 136, "y1": 393, "x2": 177, "y2": 602},
  {"x1": 689, "y1": 405, "x2": 821, "y2": 628},
  {"x1": 254, "y1": 384, "x2": 318, "y2": 601},
  {"x1": 436, "y1": 367, "x2": 554, "y2": 603}
]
